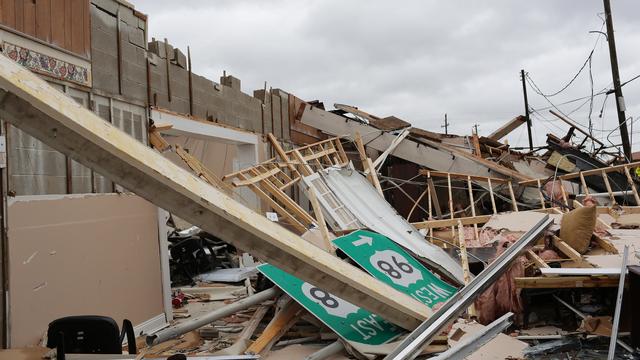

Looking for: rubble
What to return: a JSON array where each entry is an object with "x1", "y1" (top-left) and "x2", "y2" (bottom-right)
[{"x1": 0, "y1": 2, "x2": 639, "y2": 359}]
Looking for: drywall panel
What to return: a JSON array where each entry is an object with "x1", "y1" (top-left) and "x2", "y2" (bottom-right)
[{"x1": 8, "y1": 193, "x2": 165, "y2": 347}]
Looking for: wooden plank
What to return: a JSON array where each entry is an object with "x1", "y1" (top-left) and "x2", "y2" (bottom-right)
[
  {"x1": 580, "y1": 172, "x2": 590, "y2": 196},
  {"x1": 413, "y1": 214, "x2": 492, "y2": 230},
  {"x1": 232, "y1": 168, "x2": 281, "y2": 187},
  {"x1": 0, "y1": 55, "x2": 430, "y2": 329},
  {"x1": 467, "y1": 176, "x2": 479, "y2": 240},
  {"x1": 257, "y1": 176, "x2": 316, "y2": 226},
  {"x1": 593, "y1": 233, "x2": 618, "y2": 254},
  {"x1": 487, "y1": 178, "x2": 497, "y2": 214},
  {"x1": 236, "y1": 305, "x2": 270, "y2": 353},
  {"x1": 457, "y1": 220, "x2": 476, "y2": 318},
  {"x1": 427, "y1": 177, "x2": 443, "y2": 218},
  {"x1": 447, "y1": 173, "x2": 455, "y2": 240},
  {"x1": 371, "y1": 128, "x2": 410, "y2": 169},
  {"x1": 306, "y1": 186, "x2": 334, "y2": 254},
  {"x1": 303, "y1": 147, "x2": 336, "y2": 162},
  {"x1": 354, "y1": 131, "x2": 383, "y2": 196},
  {"x1": 488, "y1": 115, "x2": 526, "y2": 141},
  {"x1": 536, "y1": 179, "x2": 546, "y2": 209},
  {"x1": 550, "y1": 110, "x2": 605, "y2": 147},
  {"x1": 239, "y1": 175, "x2": 307, "y2": 234},
  {"x1": 291, "y1": 149, "x2": 312, "y2": 177},
  {"x1": 245, "y1": 300, "x2": 303, "y2": 355},
  {"x1": 419, "y1": 169, "x2": 507, "y2": 183},
  {"x1": 508, "y1": 181, "x2": 519, "y2": 212},
  {"x1": 471, "y1": 133, "x2": 481, "y2": 157},
  {"x1": 174, "y1": 144, "x2": 231, "y2": 194},
  {"x1": 552, "y1": 236, "x2": 582, "y2": 262},
  {"x1": 623, "y1": 166, "x2": 640, "y2": 205},
  {"x1": 602, "y1": 170, "x2": 616, "y2": 205},
  {"x1": 526, "y1": 249, "x2": 550, "y2": 269},
  {"x1": 515, "y1": 276, "x2": 619, "y2": 289},
  {"x1": 333, "y1": 138, "x2": 349, "y2": 165}
]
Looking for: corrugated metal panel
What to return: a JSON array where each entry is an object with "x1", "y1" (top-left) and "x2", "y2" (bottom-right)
[{"x1": 319, "y1": 166, "x2": 465, "y2": 284}]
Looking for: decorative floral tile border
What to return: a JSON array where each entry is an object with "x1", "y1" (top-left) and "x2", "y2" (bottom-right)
[{"x1": 2, "y1": 42, "x2": 90, "y2": 87}]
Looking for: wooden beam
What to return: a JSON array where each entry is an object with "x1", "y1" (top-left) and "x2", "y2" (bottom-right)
[
  {"x1": 580, "y1": 172, "x2": 590, "y2": 196},
  {"x1": 508, "y1": 181, "x2": 519, "y2": 212},
  {"x1": 602, "y1": 170, "x2": 616, "y2": 205},
  {"x1": 0, "y1": 55, "x2": 428, "y2": 330},
  {"x1": 515, "y1": 276, "x2": 620, "y2": 289},
  {"x1": 471, "y1": 134, "x2": 481, "y2": 158},
  {"x1": 467, "y1": 176, "x2": 479, "y2": 240},
  {"x1": 333, "y1": 138, "x2": 349, "y2": 165},
  {"x1": 487, "y1": 115, "x2": 527, "y2": 141},
  {"x1": 267, "y1": 133, "x2": 299, "y2": 177},
  {"x1": 458, "y1": 220, "x2": 476, "y2": 318},
  {"x1": 354, "y1": 131, "x2": 384, "y2": 196},
  {"x1": 526, "y1": 249, "x2": 550, "y2": 269},
  {"x1": 418, "y1": 169, "x2": 508, "y2": 183},
  {"x1": 593, "y1": 233, "x2": 618, "y2": 254},
  {"x1": 536, "y1": 179, "x2": 546, "y2": 209},
  {"x1": 245, "y1": 300, "x2": 303, "y2": 355},
  {"x1": 291, "y1": 149, "x2": 313, "y2": 177},
  {"x1": 413, "y1": 214, "x2": 493, "y2": 230},
  {"x1": 552, "y1": 236, "x2": 582, "y2": 262},
  {"x1": 232, "y1": 167, "x2": 281, "y2": 187},
  {"x1": 174, "y1": 144, "x2": 232, "y2": 194},
  {"x1": 371, "y1": 128, "x2": 410, "y2": 170},
  {"x1": 623, "y1": 166, "x2": 640, "y2": 205},
  {"x1": 306, "y1": 187, "x2": 334, "y2": 254},
  {"x1": 519, "y1": 161, "x2": 640, "y2": 185},
  {"x1": 549, "y1": 110, "x2": 605, "y2": 148},
  {"x1": 487, "y1": 178, "x2": 497, "y2": 214},
  {"x1": 427, "y1": 177, "x2": 443, "y2": 218}
]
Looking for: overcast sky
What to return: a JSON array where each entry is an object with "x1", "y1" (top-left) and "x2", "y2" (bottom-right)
[{"x1": 132, "y1": 0, "x2": 640, "y2": 151}]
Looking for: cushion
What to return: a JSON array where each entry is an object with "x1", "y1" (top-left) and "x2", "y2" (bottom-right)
[{"x1": 560, "y1": 206, "x2": 596, "y2": 254}]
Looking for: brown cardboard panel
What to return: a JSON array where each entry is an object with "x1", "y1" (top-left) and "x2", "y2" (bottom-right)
[{"x1": 8, "y1": 193, "x2": 163, "y2": 347}]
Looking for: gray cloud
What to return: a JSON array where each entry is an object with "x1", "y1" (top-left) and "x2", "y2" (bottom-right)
[{"x1": 132, "y1": 0, "x2": 640, "y2": 150}]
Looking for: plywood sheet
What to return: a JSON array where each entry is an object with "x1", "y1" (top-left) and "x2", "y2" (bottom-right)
[{"x1": 8, "y1": 193, "x2": 164, "y2": 346}]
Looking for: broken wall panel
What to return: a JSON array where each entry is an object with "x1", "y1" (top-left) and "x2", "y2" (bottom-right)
[{"x1": 8, "y1": 193, "x2": 165, "y2": 347}]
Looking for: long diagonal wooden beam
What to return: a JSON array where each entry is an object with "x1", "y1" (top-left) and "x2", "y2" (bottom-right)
[{"x1": 0, "y1": 55, "x2": 428, "y2": 329}]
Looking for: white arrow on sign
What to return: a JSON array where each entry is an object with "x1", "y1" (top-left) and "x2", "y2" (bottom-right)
[{"x1": 353, "y1": 235, "x2": 373, "y2": 247}]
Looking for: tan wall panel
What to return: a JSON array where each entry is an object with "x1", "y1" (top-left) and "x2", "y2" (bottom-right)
[{"x1": 8, "y1": 193, "x2": 163, "y2": 347}]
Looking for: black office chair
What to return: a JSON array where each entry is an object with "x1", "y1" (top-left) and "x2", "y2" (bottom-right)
[{"x1": 46, "y1": 315, "x2": 137, "y2": 360}]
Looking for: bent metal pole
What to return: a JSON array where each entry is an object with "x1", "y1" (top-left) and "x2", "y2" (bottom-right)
[{"x1": 146, "y1": 287, "x2": 280, "y2": 346}]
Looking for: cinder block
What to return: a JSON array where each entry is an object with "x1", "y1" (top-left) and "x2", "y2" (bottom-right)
[
  {"x1": 172, "y1": 48, "x2": 187, "y2": 68},
  {"x1": 220, "y1": 75, "x2": 241, "y2": 91}
]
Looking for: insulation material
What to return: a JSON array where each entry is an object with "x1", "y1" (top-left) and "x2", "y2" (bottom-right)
[
  {"x1": 475, "y1": 237, "x2": 527, "y2": 325},
  {"x1": 318, "y1": 167, "x2": 464, "y2": 284},
  {"x1": 8, "y1": 193, "x2": 166, "y2": 346}
]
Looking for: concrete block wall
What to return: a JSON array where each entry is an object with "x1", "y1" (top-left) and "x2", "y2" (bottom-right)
[
  {"x1": 148, "y1": 39, "x2": 296, "y2": 142},
  {"x1": 91, "y1": 0, "x2": 148, "y2": 104}
]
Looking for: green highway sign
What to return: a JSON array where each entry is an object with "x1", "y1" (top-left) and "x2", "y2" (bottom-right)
[
  {"x1": 258, "y1": 264, "x2": 402, "y2": 345},
  {"x1": 333, "y1": 230, "x2": 457, "y2": 308}
]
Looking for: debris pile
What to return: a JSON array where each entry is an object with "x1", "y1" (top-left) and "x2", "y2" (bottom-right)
[{"x1": 1, "y1": 34, "x2": 639, "y2": 359}]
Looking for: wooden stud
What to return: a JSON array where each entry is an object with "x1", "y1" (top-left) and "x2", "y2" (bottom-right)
[
  {"x1": 413, "y1": 214, "x2": 492, "y2": 230},
  {"x1": 427, "y1": 177, "x2": 443, "y2": 218},
  {"x1": 333, "y1": 138, "x2": 349, "y2": 165},
  {"x1": 237, "y1": 174, "x2": 307, "y2": 234},
  {"x1": 536, "y1": 179, "x2": 546, "y2": 209},
  {"x1": 601, "y1": 170, "x2": 616, "y2": 205},
  {"x1": 291, "y1": 149, "x2": 313, "y2": 176},
  {"x1": 267, "y1": 133, "x2": 300, "y2": 177},
  {"x1": 245, "y1": 300, "x2": 303, "y2": 355},
  {"x1": 471, "y1": 133, "x2": 481, "y2": 158},
  {"x1": 467, "y1": 176, "x2": 479, "y2": 240},
  {"x1": 174, "y1": 144, "x2": 233, "y2": 194},
  {"x1": 306, "y1": 187, "x2": 335, "y2": 254},
  {"x1": 458, "y1": 220, "x2": 476, "y2": 318},
  {"x1": 559, "y1": 182, "x2": 568, "y2": 207},
  {"x1": 233, "y1": 168, "x2": 282, "y2": 187},
  {"x1": 579, "y1": 172, "x2": 590, "y2": 196},
  {"x1": 487, "y1": 177, "x2": 497, "y2": 214},
  {"x1": 508, "y1": 181, "x2": 519, "y2": 212},
  {"x1": 592, "y1": 233, "x2": 618, "y2": 254},
  {"x1": 258, "y1": 176, "x2": 316, "y2": 226},
  {"x1": 515, "y1": 276, "x2": 619, "y2": 289},
  {"x1": 623, "y1": 166, "x2": 640, "y2": 205},
  {"x1": 552, "y1": 236, "x2": 583, "y2": 262},
  {"x1": 447, "y1": 173, "x2": 455, "y2": 242},
  {"x1": 526, "y1": 249, "x2": 550, "y2": 269},
  {"x1": 354, "y1": 131, "x2": 384, "y2": 196}
]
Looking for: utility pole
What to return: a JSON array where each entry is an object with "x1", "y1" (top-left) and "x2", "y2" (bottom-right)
[
  {"x1": 603, "y1": 0, "x2": 632, "y2": 161},
  {"x1": 472, "y1": 123, "x2": 479, "y2": 135},
  {"x1": 441, "y1": 113, "x2": 449, "y2": 134},
  {"x1": 520, "y1": 69, "x2": 534, "y2": 151}
]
